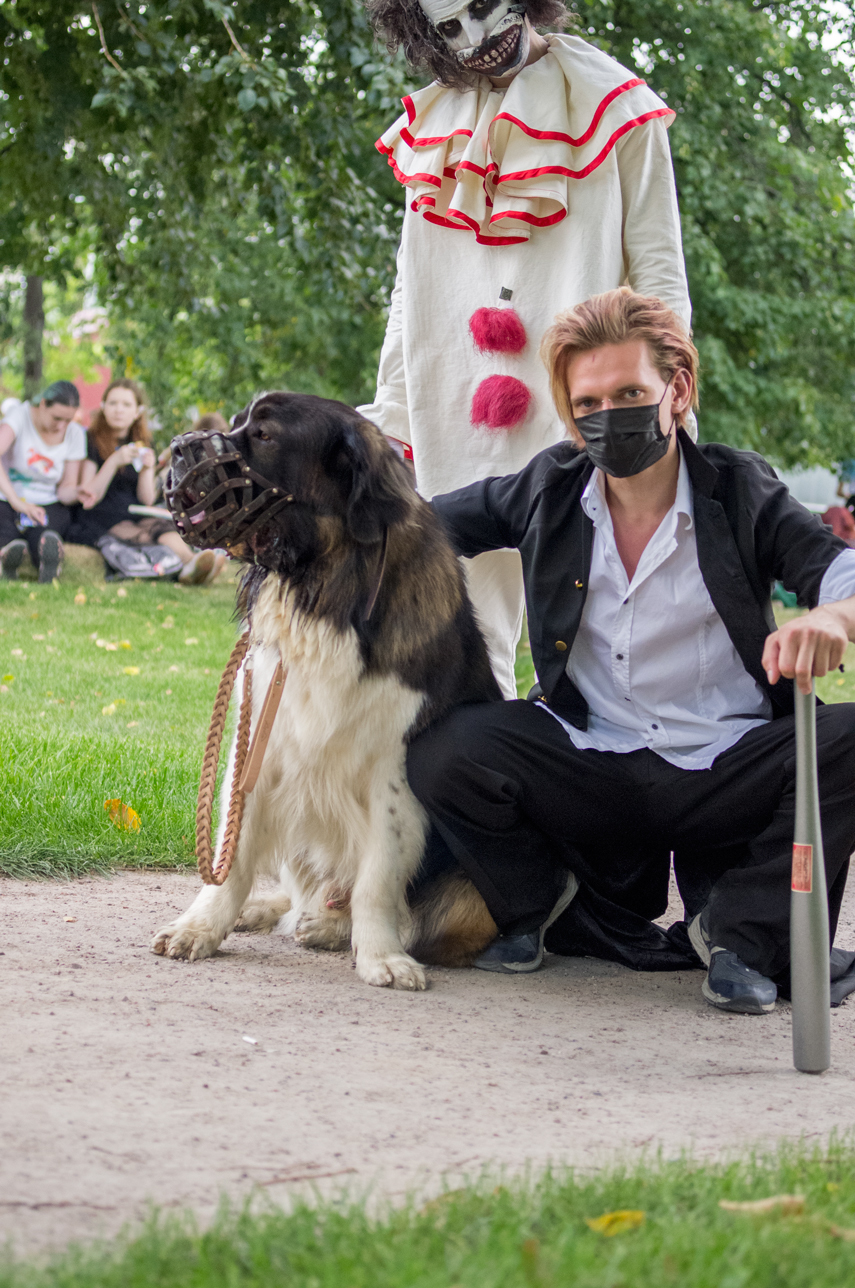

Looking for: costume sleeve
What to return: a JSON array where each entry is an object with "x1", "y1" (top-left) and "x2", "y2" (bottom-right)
[
  {"x1": 354, "y1": 245, "x2": 411, "y2": 446},
  {"x1": 818, "y1": 549, "x2": 855, "y2": 604},
  {"x1": 618, "y1": 119, "x2": 691, "y2": 332}
]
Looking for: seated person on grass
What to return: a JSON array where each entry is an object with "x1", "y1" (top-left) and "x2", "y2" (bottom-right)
[
  {"x1": 71, "y1": 378, "x2": 226, "y2": 586},
  {"x1": 408, "y1": 287, "x2": 855, "y2": 1015},
  {"x1": 0, "y1": 380, "x2": 85, "y2": 583}
]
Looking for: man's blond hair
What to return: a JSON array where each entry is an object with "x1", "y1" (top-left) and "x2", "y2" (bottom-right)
[{"x1": 541, "y1": 288, "x2": 699, "y2": 431}]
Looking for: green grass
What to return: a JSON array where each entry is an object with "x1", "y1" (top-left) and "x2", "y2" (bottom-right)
[
  {"x1": 0, "y1": 577, "x2": 241, "y2": 877},
  {"x1": 2, "y1": 586, "x2": 854, "y2": 879},
  {"x1": 4, "y1": 1144, "x2": 855, "y2": 1286}
]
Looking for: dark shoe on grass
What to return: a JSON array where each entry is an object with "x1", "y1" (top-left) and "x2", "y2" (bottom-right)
[
  {"x1": 1, "y1": 538, "x2": 26, "y2": 580},
  {"x1": 37, "y1": 531, "x2": 63, "y2": 583},
  {"x1": 689, "y1": 910, "x2": 776, "y2": 1014},
  {"x1": 474, "y1": 871, "x2": 579, "y2": 974}
]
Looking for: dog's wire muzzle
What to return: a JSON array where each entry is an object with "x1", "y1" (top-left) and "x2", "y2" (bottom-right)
[{"x1": 164, "y1": 429, "x2": 294, "y2": 550}]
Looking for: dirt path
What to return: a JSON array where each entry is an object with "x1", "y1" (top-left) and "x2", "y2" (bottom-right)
[{"x1": 3, "y1": 870, "x2": 855, "y2": 1256}]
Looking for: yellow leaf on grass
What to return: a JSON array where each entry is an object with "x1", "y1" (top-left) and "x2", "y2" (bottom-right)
[
  {"x1": 2, "y1": 674, "x2": 13, "y2": 682},
  {"x1": 119, "y1": 640, "x2": 131, "y2": 649},
  {"x1": 123, "y1": 666, "x2": 140, "y2": 675},
  {"x1": 104, "y1": 799, "x2": 141, "y2": 832},
  {"x1": 719, "y1": 1195, "x2": 805, "y2": 1216},
  {"x1": 116, "y1": 588, "x2": 128, "y2": 598},
  {"x1": 185, "y1": 637, "x2": 198, "y2": 645},
  {"x1": 101, "y1": 699, "x2": 126, "y2": 716},
  {"x1": 74, "y1": 592, "x2": 87, "y2": 605},
  {"x1": 585, "y1": 1210, "x2": 645, "y2": 1237}
]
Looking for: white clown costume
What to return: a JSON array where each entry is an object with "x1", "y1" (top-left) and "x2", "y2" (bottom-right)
[{"x1": 357, "y1": 33, "x2": 691, "y2": 697}]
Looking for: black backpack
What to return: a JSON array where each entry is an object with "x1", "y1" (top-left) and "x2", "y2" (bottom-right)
[{"x1": 96, "y1": 534, "x2": 184, "y2": 581}]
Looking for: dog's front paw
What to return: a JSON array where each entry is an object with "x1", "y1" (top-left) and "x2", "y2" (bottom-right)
[
  {"x1": 356, "y1": 952, "x2": 427, "y2": 991},
  {"x1": 295, "y1": 912, "x2": 351, "y2": 951},
  {"x1": 151, "y1": 920, "x2": 222, "y2": 961}
]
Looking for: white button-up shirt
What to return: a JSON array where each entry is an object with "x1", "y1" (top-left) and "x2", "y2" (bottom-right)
[{"x1": 544, "y1": 451, "x2": 855, "y2": 770}]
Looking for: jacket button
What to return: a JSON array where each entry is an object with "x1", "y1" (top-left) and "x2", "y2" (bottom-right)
[
  {"x1": 555, "y1": 640, "x2": 568, "y2": 652},
  {"x1": 575, "y1": 579, "x2": 584, "y2": 589}
]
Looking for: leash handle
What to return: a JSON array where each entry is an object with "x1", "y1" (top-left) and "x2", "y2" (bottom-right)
[
  {"x1": 238, "y1": 661, "x2": 286, "y2": 794},
  {"x1": 791, "y1": 681, "x2": 831, "y2": 1073}
]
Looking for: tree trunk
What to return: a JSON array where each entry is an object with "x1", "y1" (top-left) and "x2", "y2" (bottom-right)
[{"x1": 23, "y1": 274, "x2": 44, "y2": 401}]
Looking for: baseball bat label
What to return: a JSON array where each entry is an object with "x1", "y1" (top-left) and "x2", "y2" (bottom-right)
[{"x1": 792, "y1": 843, "x2": 813, "y2": 894}]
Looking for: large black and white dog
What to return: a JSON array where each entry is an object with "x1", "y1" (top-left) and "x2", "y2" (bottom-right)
[{"x1": 151, "y1": 392, "x2": 501, "y2": 988}]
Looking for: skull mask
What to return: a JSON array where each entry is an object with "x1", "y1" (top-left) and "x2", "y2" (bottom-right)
[{"x1": 420, "y1": 0, "x2": 530, "y2": 79}]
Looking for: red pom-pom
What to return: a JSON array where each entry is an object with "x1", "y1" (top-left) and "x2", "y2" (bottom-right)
[
  {"x1": 469, "y1": 307, "x2": 527, "y2": 355},
  {"x1": 470, "y1": 376, "x2": 532, "y2": 431}
]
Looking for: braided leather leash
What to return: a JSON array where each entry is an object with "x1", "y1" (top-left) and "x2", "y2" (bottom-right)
[
  {"x1": 196, "y1": 632, "x2": 253, "y2": 885},
  {"x1": 194, "y1": 528, "x2": 388, "y2": 886}
]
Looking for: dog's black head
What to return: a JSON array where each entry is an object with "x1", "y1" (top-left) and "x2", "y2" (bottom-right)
[{"x1": 165, "y1": 391, "x2": 414, "y2": 573}]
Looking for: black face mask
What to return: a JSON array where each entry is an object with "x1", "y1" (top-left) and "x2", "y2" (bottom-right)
[{"x1": 573, "y1": 379, "x2": 674, "y2": 478}]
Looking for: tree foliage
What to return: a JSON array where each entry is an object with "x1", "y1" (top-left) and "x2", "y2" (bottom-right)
[
  {"x1": 1, "y1": 1, "x2": 854, "y2": 461},
  {"x1": 580, "y1": 1, "x2": 855, "y2": 463}
]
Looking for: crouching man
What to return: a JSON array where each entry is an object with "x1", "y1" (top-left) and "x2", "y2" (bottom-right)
[{"x1": 408, "y1": 287, "x2": 855, "y2": 1014}]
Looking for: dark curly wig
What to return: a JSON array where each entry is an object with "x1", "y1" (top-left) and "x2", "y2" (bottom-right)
[{"x1": 365, "y1": 0, "x2": 572, "y2": 91}]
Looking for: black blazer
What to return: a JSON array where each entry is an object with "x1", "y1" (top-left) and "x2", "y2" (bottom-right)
[{"x1": 432, "y1": 430, "x2": 847, "y2": 729}]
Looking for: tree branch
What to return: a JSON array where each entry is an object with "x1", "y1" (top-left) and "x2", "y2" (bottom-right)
[
  {"x1": 222, "y1": 16, "x2": 254, "y2": 66},
  {"x1": 92, "y1": 2, "x2": 127, "y2": 76}
]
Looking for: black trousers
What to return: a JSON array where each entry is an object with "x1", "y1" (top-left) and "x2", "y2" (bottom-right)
[
  {"x1": 407, "y1": 699, "x2": 855, "y2": 979},
  {"x1": 0, "y1": 500, "x2": 71, "y2": 567}
]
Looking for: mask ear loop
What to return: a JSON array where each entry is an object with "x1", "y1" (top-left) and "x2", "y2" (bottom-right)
[{"x1": 657, "y1": 372, "x2": 676, "y2": 443}]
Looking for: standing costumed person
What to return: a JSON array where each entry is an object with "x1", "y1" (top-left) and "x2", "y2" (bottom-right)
[{"x1": 358, "y1": 0, "x2": 692, "y2": 695}]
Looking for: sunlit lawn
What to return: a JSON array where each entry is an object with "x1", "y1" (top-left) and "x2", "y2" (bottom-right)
[
  {"x1": 1, "y1": 580, "x2": 853, "y2": 879},
  {"x1": 0, "y1": 575, "x2": 241, "y2": 877}
]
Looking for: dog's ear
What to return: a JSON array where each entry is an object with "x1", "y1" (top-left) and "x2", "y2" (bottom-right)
[
  {"x1": 332, "y1": 420, "x2": 412, "y2": 544},
  {"x1": 231, "y1": 404, "x2": 251, "y2": 432}
]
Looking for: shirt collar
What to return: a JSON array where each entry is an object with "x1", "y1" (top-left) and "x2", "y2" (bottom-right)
[{"x1": 581, "y1": 445, "x2": 694, "y2": 531}]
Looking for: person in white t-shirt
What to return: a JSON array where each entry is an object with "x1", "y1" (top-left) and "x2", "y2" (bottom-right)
[{"x1": 0, "y1": 380, "x2": 86, "y2": 582}]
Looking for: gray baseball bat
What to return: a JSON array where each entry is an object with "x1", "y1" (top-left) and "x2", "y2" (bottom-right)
[{"x1": 791, "y1": 682, "x2": 831, "y2": 1073}]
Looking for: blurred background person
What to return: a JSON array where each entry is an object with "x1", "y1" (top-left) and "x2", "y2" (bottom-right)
[
  {"x1": 153, "y1": 410, "x2": 230, "y2": 501},
  {"x1": 71, "y1": 378, "x2": 224, "y2": 585},
  {"x1": 821, "y1": 505, "x2": 855, "y2": 546},
  {"x1": 0, "y1": 379, "x2": 85, "y2": 582}
]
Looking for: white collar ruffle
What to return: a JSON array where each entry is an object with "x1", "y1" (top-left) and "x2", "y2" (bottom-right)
[{"x1": 377, "y1": 35, "x2": 673, "y2": 245}]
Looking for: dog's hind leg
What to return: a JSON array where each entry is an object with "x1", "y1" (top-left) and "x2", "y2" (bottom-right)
[
  {"x1": 408, "y1": 871, "x2": 497, "y2": 967},
  {"x1": 350, "y1": 773, "x2": 428, "y2": 991},
  {"x1": 234, "y1": 890, "x2": 293, "y2": 934}
]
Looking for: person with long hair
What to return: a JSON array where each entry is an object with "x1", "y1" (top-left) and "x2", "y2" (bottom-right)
[
  {"x1": 0, "y1": 379, "x2": 85, "y2": 582},
  {"x1": 72, "y1": 378, "x2": 224, "y2": 584}
]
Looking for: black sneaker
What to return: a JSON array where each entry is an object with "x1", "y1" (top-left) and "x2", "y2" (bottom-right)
[
  {"x1": 37, "y1": 531, "x2": 63, "y2": 583},
  {"x1": 474, "y1": 871, "x2": 579, "y2": 974},
  {"x1": 689, "y1": 911, "x2": 776, "y2": 1014},
  {"x1": 0, "y1": 538, "x2": 26, "y2": 581}
]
